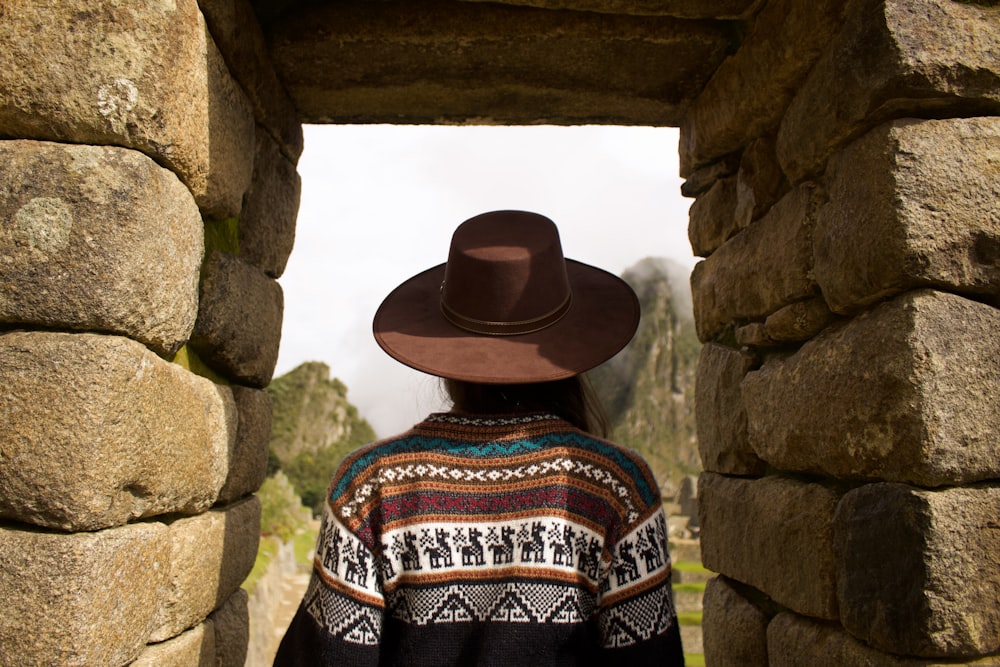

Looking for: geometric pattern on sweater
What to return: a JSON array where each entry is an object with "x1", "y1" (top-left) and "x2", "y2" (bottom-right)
[
  {"x1": 387, "y1": 580, "x2": 596, "y2": 625},
  {"x1": 599, "y1": 579, "x2": 679, "y2": 648},
  {"x1": 302, "y1": 574, "x2": 382, "y2": 646},
  {"x1": 299, "y1": 412, "x2": 678, "y2": 652}
]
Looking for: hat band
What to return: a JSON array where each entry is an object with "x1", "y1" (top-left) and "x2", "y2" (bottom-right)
[{"x1": 440, "y1": 291, "x2": 572, "y2": 336}]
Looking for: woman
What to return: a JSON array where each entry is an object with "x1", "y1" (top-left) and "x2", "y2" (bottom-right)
[{"x1": 274, "y1": 210, "x2": 684, "y2": 666}]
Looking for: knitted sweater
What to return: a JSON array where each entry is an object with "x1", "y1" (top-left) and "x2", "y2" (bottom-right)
[{"x1": 274, "y1": 412, "x2": 684, "y2": 666}]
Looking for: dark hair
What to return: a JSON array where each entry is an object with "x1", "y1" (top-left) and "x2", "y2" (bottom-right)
[{"x1": 443, "y1": 376, "x2": 610, "y2": 438}]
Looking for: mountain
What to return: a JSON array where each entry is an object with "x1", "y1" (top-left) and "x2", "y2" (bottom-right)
[
  {"x1": 266, "y1": 361, "x2": 376, "y2": 514},
  {"x1": 588, "y1": 257, "x2": 701, "y2": 499}
]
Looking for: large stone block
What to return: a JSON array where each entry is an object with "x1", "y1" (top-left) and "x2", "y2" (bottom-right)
[
  {"x1": 777, "y1": 0, "x2": 1000, "y2": 183},
  {"x1": 0, "y1": 0, "x2": 255, "y2": 218},
  {"x1": 762, "y1": 297, "x2": 836, "y2": 345},
  {"x1": 702, "y1": 576, "x2": 769, "y2": 667},
  {"x1": 190, "y1": 251, "x2": 284, "y2": 387},
  {"x1": 695, "y1": 343, "x2": 765, "y2": 475},
  {"x1": 0, "y1": 140, "x2": 202, "y2": 356},
  {"x1": 766, "y1": 612, "x2": 997, "y2": 667},
  {"x1": 217, "y1": 386, "x2": 273, "y2": 504},
  {"x1": 456, "y1": 0, "x2": 758, "y2": 19},
  {"x1": 0, "y1": 521, "x2": 170, "y2": 666},
  {"x1": 239, "y1": 130, "x2": 301, "y2": 278},
  {"x1": 0, "y1": 331, "x2": 233, "y2": 531},
  {"x1": 268, "y1": 2, "x2": 731, "y2": 125},
  {"x1": 743, "y1": 290, "x2": 1000, "y2": 487},
  {"x1": 198, "y1": 0, "x2": 304, "y2": 161},
  {"x1": 816, "y1": 117, "x2": 1000, "y2": 314},
  {"x1": 211, "y1": 589, "x2": 251, "y2": 667},
  {"x1": 734, "y1": 135, "x2": 786, "y2": 230},
  {"x1": 151, "y1": 496, "x2": 261, "y2": 642},
  {"x1": 688, "y1": 175, "x2": 738, "y2": 258},
  {"x1": 132, "y1": 621, "x2": 216, "y2": 667},
  {"x1": 699, "y1": 473, "x2": 839, "y2": 620},
  {"x1": 679, "y1": 0, "x2": 848, "y2": 175},
  {"x1": 691, "y1": 183, "x2": 821, "y2": 342},
  {"x1": 835, "y1": 483, "x2": 1000, "y2": 659}
]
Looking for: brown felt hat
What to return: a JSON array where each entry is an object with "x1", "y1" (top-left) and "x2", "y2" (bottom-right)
[{"x1": 373, "y1": 210, "x2": 640, "y2": 384}]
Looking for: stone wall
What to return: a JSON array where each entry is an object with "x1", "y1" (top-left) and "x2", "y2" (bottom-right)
[
  {"x1": 0, "y1": 0, "x2": 300, "y2": 663},
  {"x1": 687, "y1": 0, "x2": 1000, "y2": 663},
  {"x1": 1, "y1": 0, "x2": 998, "y2": 664}
]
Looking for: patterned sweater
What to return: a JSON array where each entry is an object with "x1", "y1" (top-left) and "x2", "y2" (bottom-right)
[{"x1": 274, "y1": 412, "x2": 684, "y2": 666}]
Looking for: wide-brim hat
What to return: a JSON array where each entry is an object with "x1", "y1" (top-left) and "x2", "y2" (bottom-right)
[{"x1": 373, "y1": 210, "x2": 640, "y2": 384}]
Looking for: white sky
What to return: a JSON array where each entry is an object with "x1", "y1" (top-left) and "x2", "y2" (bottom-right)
[{"x1": 274, "y1": 124, "x2": 695, "y2": 437}]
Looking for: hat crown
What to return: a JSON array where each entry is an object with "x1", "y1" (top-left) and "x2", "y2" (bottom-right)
[{"x1": 441, "y1": 211, "x2": 571, "y2": 333}]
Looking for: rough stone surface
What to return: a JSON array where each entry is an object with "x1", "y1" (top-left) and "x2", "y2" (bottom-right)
[
  {"x1": 680, "y1": 153, "x2": 740, "y2": 198},
  {"x1": 0, "y1": 141, "x2": 202, "y2": 356},
  {"x1": 211, "y1": 589, "x2": 251, "y2": 667},
  {"x1": 0, "y1": 0, "x2": 255, "y2": 218},
  {"x1": 743, "y1": 290, "x2": 1000, "y2": 487},
  {"x1": 151, "y1": 496, "x2": 261, "y2": 642},
  {"x1": 763, "y1": 297, "x2": 836, "y2": 344},
  {"x1": 688, "y1": 176, "x2": 738, "y2": 258},
  {"x1": 679, "y1": 0, "x2": 848, "y2": 175},
  {"x1": 191, "y1": 250, "x2": 284, "y2": 387},
  {"x1": 455, "y1": 0, "x2": 759, "y2": 18},
  {"x1": 766, "y1": 612, "x2": 1000, "y2": 667},
  {"x1": 777, "y1": 0, "x2": 1000, "y2": 183},
  {"x1": 702, "y1": 576, "x2": 769, "y2": 667},
  {"x1": 217, "y1": 386, "x2": 273, "y2": 504},
  {"x1": 691, "y1": 183, "x2": 821, "y2": 342},
  {"x1": 239, "y1": 130, "x2": 301, "y2": 278},
  {"x1": 131, "y1": 621, "x2": 216, "y2": 667},
  {"x1": 199, "y1": 0, "x2": 304, "y2": 161},
  {"x1": 835, "y1": 483, "x2": 1000, "y2": 659},
  {"x1": 734, "y1": 322, "x2": 771, "y2": 348},
  {"x1": 699, "y1": 473, "x2": 839, "y2": 620},
  {"x1": 816, "y1": 117, "x2": 1000, "y2": 314},
  {"x1": 734, "y1": 135, "x2": 786, "y2": 229},
  {"x1": 0, "y1": 521, "x2": 170, "y2": 667},
  {"x1": 695, "y1": 343, "x2": 765, "y2": 475},
  {"x1": 266, "y1": 1, "x2": 732, "y2": 125},
  {"x1": 0, "y1": 331, "x2": 232, "y2": 531}
]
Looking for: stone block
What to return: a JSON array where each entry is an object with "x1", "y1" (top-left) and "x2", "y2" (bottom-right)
[
  {"x1": 239, "y1": 130, "x2": 301, "y2": 278},
  {"x1": 132, "y1": 621, "x2": 216, "y2": 667},
  {"x1": 702, "y1": 577, "x2": 769, "y2": 667},
  {"x1": 777, "y1": 0, "x2": 1000, "y2": 183},
  {"x1": 217, "y1": 386, "x2": 273, "y2": 504},
  {"x1": 763, "y1": 297, "x2": 836, "y2": 344},
  {"x1": 268, "y1": 2, "x2": 731, "y2": 125},
  {"x1": 679, "y1": 0, "x2": 847, "y2": 175},
  {"x1": 691, "y1": 183, "x2": 821, "y2": 342},
  {"x1": 0, "y1": 0, "x2": 255, "y2": 218},
  {"x1": 680, "y1": 153, "x2": 740, "y2": 198},
  {"x1": 734, "y1": 135, "x2": 786, "y2": 229},
  {"x1": 0, "y1": 140, "x2": 202, "y2": 356},
  {"x1": 695, "y1": 343, "x2": 765, "y2": 475},
  {"x1": 734, "y1": 322, "x2": 771, "y2": 348},
  {"x1": 835, "y1": 483, "x2": 1000, "y2": 659},
  {"x1": 456, "y1": 0, "x2": 759, "y2": 19},
  {"x1": 198, "y1": 0, "x2": 304, "y2": 161},
  {"x1": 688, "y1": 175, "x2": 738, "y2": 258},
  {"x1": 211, "y1": 589, "x2": 251, "y2": 667},
  {"x1": 743, "y1": 290, "x2": 1000, "y2": 487},
  {"x1": 151, "y1": 496, "x2": 261, "y2": 642},
  {"x1": 190, "y1": 251, "x2": 284, "y2": 387},
  {"x1": 815, "y1": 117, "x2": 1000, "y2": 314},
  {"x1": 0, "y1": 331, "x2": 233, "y2": 531},
  {"x1": 699, "y1": 473, "x2": 839, "y2": 620},
  {"x1": 0, "y1": 521, "x2": 170, "y2": 667}
]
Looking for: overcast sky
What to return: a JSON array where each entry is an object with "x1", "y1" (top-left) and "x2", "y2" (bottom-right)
[{"x1": 274, "y1": 124, "x2": 695, "y2": 437}]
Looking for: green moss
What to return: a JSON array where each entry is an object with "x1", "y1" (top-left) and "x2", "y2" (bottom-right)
[
  {"x1": 677, "y1": 611, "x2": 703, "y2": 626},
  {"x1": 242, "y1": 535, "x2": 280, "y2": 595},
  {"x1": 673, "y1": 582, "x2": 706, "y2": 594},
  {"x1": 204, "y1": 216, "x2": 240, "y2": 255},
  {"x1": 684, "y1": 653, "x2": 706, "y2": 667},
  {"x1": 169, "y1": 344, "x2": 229, "y2": 384}
]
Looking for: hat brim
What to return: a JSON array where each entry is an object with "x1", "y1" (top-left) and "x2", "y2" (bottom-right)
[{"x1": 373, "y1": 259, "x2": 640, "y2": 384}]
